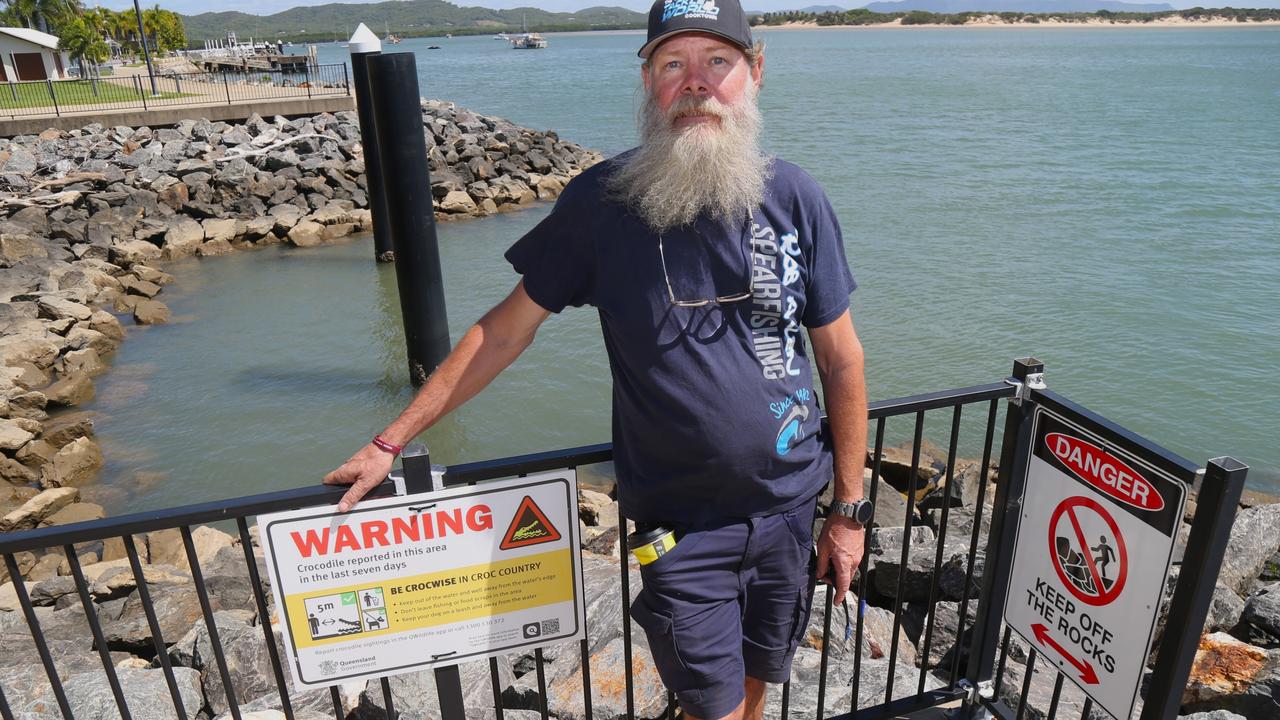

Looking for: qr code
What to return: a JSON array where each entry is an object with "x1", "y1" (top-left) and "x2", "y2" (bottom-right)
[{"x1": 541, "y1": 619, "x2": 560, "y2": 635}]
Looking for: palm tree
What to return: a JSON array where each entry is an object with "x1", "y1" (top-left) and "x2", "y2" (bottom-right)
[{"x1": 58, "y1": 15, "x2": 107, "y2": 90}]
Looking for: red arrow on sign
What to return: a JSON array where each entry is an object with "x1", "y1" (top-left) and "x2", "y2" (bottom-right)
[{"x1": 1032, "y1": 623, "x2": 1099, "y2": 686}]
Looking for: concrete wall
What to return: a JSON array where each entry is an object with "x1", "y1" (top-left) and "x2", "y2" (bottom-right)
[
  {"x1": 0, "y1": 35, "x2": 69, "y2": 81},
  {"x1": 0, "y1": 94, "x2": 355, "y2": 137}
]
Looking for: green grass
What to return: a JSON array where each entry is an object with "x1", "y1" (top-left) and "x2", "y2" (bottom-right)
[{"x1": 0, "y1": 79, "x2": 188, "y2": 111}]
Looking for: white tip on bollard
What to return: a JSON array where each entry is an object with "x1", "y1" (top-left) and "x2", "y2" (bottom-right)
[{"x1": 349, "y1": 23, "x2": 382, "y2": 55}]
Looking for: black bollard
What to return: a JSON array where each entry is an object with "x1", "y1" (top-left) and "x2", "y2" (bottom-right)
[
  {"x1": 367, "y1": 52, "x2": 451, "y2": 386},
  {"x1": 347, "y1": 25, "x2": 394, "y2": 262}
]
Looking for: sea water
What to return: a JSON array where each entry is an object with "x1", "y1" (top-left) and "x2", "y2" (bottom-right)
[{"x1": 85, "y1": 27, "x2": 1279, "y2": 513}]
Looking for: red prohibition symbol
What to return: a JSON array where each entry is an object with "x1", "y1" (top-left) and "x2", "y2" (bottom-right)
[{"x1": 1048, "y1": 496, "x2": 1127, "y2": 606}]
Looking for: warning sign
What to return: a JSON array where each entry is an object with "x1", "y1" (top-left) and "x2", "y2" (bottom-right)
[
  {"x1": 1004, "y1": 407, "x2": 1187, "y2": 720},
  {"x1": 500, "y1": 496, "x2": 562, "y2": 550},
  {"x1": 258, "y1": 471, "x2": 585, "y2": 689}
]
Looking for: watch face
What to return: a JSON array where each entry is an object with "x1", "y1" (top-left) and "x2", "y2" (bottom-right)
[{"x1": 854, "y1": 500, "x2": 874, "y2": 525}]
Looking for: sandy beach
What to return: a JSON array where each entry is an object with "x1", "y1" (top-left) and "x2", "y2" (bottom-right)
[{"x1": 761, "y1": 16, "x2": 1280, "y2": 30}]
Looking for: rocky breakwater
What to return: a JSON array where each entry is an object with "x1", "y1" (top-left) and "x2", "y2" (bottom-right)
[{"x1": 0, "y1": 105, "x2": 602, "y2": 552}]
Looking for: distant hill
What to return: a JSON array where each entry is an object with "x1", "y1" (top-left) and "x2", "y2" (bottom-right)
[
  {"x1": 180, "y1": 1, "x2": 646, "y2": 45},
  {"x1": 862, "y1": 0, "x2": 1173, "y2": 11}
]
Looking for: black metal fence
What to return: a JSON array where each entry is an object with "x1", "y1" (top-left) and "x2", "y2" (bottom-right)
[
  {"x1": 0, "y1": 363, "x2": 1244, "y2": 720},
  {"x1": 0, "y1": 64, "x2": 350, "y2": 120}
]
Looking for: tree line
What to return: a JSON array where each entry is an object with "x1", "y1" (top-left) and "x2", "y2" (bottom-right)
[
  {"x1": 1, "y1": 1, "x2": 187, "y2": 78},
  {"x1": 753, "y1": 7, "x2": 1280, "y2": 27}
]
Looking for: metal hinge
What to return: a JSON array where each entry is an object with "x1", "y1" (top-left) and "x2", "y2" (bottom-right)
[{"x1": 1006, "y1": 371, "x2": 1046, "y2": 406}]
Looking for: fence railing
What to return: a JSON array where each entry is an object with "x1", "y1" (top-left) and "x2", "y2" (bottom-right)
[
  {"x1": 0, "y1": 364, "x2": 1244, "y2": 720},
  {"x1": 0, "y1": 64, "x2": 350, "y2": 120}
]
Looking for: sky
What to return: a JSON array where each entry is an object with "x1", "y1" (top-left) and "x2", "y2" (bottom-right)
[{"x1": 88, "y1": 0, "x2": 1280, "y2": 18}]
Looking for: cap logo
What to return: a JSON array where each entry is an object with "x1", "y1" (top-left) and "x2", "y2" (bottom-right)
[{"x1": 663, "y1": 0, "x2": 721, "y2": 22}]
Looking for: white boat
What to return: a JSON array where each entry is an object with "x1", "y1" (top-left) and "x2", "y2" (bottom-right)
[
  {"x1": 510, "y1": 33, "x2": 547, "y2": 49},
  {"x1": 509, "y1": 14, "x2": 547, "y2": 49}
]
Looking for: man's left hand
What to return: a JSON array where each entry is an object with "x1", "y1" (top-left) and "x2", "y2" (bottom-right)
[{"x1": 816, "y1": 514, "x2": 866, "y2": 605}]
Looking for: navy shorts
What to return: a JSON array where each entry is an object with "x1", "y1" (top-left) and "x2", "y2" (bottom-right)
[{"x1": 629, "y1": 496, "x2": 819, "y2": 719}]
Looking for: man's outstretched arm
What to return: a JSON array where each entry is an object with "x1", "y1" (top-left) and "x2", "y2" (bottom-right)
[
  {"x1": 809, "y1": 308, "x2": 868, "y2": 605},
  {"x1": 323, "y1": 280, "x2": 551, "y2": 511}
]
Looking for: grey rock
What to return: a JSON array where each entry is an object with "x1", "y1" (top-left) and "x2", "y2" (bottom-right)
[
  {"x1": 1243, "y1": 582, "x2": 1280, "y2": 639},
  {"x1": 26, "y1": 666, "x2": 205, "y2": 720},
  {"x1": 1219, "y1": 504, "x2": 1280, "y2": 596}
]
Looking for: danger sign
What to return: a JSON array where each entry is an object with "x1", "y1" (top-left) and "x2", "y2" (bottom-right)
[
  {"x1": 258, "y1": 471, "x2": 585, "y2": 689},
  {"x1": 1004, "y1": 406, "x2": 1186, "y2": 720}
]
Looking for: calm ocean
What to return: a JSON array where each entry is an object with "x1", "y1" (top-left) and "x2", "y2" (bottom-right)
[{"x1": 85, "y1": 28, "x2": 1279, "y2": 513}]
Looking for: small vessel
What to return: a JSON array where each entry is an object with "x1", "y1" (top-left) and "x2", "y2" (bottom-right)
[
  {"x1": 510, "y1": 33, "x2": 547, "y2": 49},
  {"x1": 427, "y1": 45, "x2": 441, "y2": 50},
  {"x1": 509, "y1": 14, "x2": 547, "y2": 49}
]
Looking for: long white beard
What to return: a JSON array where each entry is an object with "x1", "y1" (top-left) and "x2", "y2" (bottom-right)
[{"x1": 606, "y1": 83, "x2": 771, "y2": 233}]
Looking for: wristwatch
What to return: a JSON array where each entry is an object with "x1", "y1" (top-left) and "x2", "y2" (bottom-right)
[{"x1": 828, "y1": 498, "x2": 874, "y2": 526}]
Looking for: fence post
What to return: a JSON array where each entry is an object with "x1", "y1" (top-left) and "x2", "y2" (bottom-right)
[
  {"x1": 399, "y1": 445, "x2": 466, "y2": 720},
  {"x1": 348, "y1": 24, "x2": 394, "y2": 262},
  {"x1": 174, "y1": 73, "x2": 181, "y2": 94},
  {"x1": 367, "y1": 51, "x2": 452, "y2": 386},
  {"x1": 963, "y1": 358, "x2": 1044, "y2": 702},
  {"x1": 45, "y1": 79, "x2": 59, "y2": 116},
  {"x1": 223, "y1": 72, "x2": 231, "y2": 104},
  {"x1": 305, "y1": 64, "x2": 313, "y2": 99},
  {"x1": 1140, "y1": 457, "x2": 1247, "y2": 719}
]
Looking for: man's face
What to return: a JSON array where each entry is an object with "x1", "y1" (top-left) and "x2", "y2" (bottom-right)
[{"x1": 642, "y1": 32, "x2": 763, "y2": 129}]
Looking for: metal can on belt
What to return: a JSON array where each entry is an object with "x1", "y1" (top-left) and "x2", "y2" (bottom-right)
[{"x1": 627, "y1": 525, "x2": 677, "y2": 566}]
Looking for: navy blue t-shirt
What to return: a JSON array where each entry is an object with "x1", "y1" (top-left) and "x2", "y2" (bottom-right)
[{"x1": 505, "y1": 157, "x2": 856, "y2": 526}]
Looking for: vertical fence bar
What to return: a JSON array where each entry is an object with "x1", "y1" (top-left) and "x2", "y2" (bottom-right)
[
  {"x1": 852, "y1": 417, "x2": 887, "y2": 711},
  {"x1": 618, "y1": 511, "x2": 636, "y2": 720},
  {"x1": 1014, "y1": 650, "x2": 1037, "y2": 720},
  {"x1": 993, "y1": 626, "x2": 1012, "y2": 698},
  {"x1": 918, "y1": 405, "x2": 963, "y2": 695},
  {"x1": 380, "y1": 676, "x2": 396, "y2": 718},
  {"x1": 488, "y1": 658, "x2": 505, "y2": 720},
  {"x1": 123, "y1": 535, "x2": 190, "y2": 720},
  {"x1": 885, "y1": 411, "x2": 926, "y2": 703},
  {"x1": 1079, "y1": 698, "x2": 1093, "y2": 719},
  {"x1": 64, "y1": 545, "x2": 133, "y2": 720},
  {"x1": 3, "y1": 553, "x2": 73, "y2": 720},
  {"x1": 1140, "y1": 457, "x2": 1248, "y2": 719},
  {"x1": 951, "y1": 399, "x2": 1000, "y2": 685},
  {"x1": 0, "y1": 679, "x2": 13, "y2": 720},
  {"x1": 816, "y1": 585, "x2": 834, "y2": 719},
  {"x1": 329, "y1": 686, "x2": 344, "y2": 720},
  {"x1": 965, "y1": 359, "x2": 1043, "y2": 691},
  {"x1": 236, "y1": 517, "x2": 295, "y2": 720},
  {"x1": 224, "y1": 71, "x2": 232, "y2": 104},
  {"x1": 579, "y1": 637, "x2": 593, "y2": 720},
  {"x1": 1045, "y1": 674, "x2": 1064, "y2": 720},
  {"x1": 45, "y1": 78, "x2": 59, "y2": 116},
  {"x1": 182, "y1": 526, "x2": 243, "y2": 720},
  {"x1": 534, "y1": 648, "x2": 550, "y2": 720}
]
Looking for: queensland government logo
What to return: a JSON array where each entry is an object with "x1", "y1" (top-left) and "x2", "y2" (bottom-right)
[{"x1": 663, "y1": 0, "x2": 721, "y2": 22}]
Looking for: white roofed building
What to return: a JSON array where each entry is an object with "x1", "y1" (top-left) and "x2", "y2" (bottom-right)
[{"x1": 0, "y1": 27, "x2": 70, "y2": 82}]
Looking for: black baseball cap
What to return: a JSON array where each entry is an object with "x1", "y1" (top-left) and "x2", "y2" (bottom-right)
[{"x1": 638, "y1": 0, "x2": 754, "y2": 59}]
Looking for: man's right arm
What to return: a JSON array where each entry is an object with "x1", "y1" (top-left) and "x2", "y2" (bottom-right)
[{"x1": 323, "y1": 280, "x2": 550, "y2": 511}]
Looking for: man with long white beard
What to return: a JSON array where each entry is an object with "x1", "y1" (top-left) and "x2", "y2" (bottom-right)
[{"x1": 324, "y1": 1, "x2": 869, "y2": 717}]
